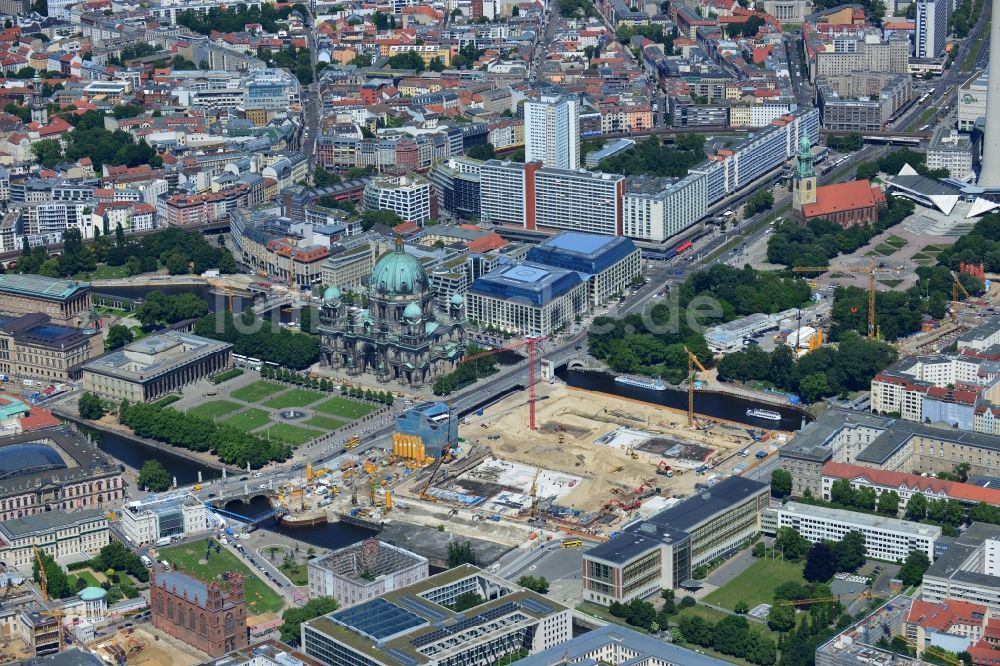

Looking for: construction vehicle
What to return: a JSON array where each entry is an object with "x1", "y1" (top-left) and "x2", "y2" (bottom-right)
[
  {"x1": 793, "y1": 260, "x2": 903, "y2": 340},
  {"x1": 603, "y1": 498, "x2": 641, "y2": 512},
  {"x1": 345, "y1": 435, "x2": 360, "y2": 450},
  {"x1": 418, "y1": 458, "x2": 444, "y2": 502},
  {"x1": 610, "y1": 465, "x2": 625, "y2": 473},
  {"x1": 656, "y1": 461, "x2": 674, "y2": 477},
  {"x1": 625, "y1": 447, "x2": 639, "y2": 460},
  {"x1": 685, "y1": 347, "x2": 708, "y2": 427}
]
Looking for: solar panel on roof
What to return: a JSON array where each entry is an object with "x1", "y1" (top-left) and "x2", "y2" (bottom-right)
[
  {"x1": 518, "y1": 598, "x2": 554, "y2": 615},
  {"x1": 331, "y1": 598, "x2": 427, "y2": 640},
  {"x1": 397, "y1": 595, "x2": 448, "y2": 623},
  {"x1": 385, "y1": 648, "x2": 419, "y2": 666}
]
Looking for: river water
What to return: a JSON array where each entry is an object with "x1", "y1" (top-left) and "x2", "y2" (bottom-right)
[{"x1": 556, "y1": 368, "x2": 811, "y2": 431}]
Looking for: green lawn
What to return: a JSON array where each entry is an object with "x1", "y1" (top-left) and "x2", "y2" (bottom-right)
[
  {"x1": 72, "y1": 264, "x2": 133, "y2": 280},
  {"x1": 673, "y1": 605, "x2": 777, "y2": 666},
  {"x1": 231, "y1": 381, "x2": 286, "y2": 403},
  {"x1": 878, "y1": 279, "x2": 903, "y2": 288},
  {"x1": 188, "y1": 400, "x2": 243, "y2": 420},
  {"x1": 160, "y1": 539, "x2": 284, "y2": 614},
  {"x1": 263, "y1": 389, "x2": 324, "y2": 409},
  {"x1": 304, "y1": 415, "x2": 346, "y2": 431},
  {"x1": 921, "y1": 244, "x2": 944, "y2": 253},
  {"x1": 279, "y1": 561, "x2": 309, "y2": 586},
  {"x1": 314, "y1": 396, "x2": 375, "y2": 420},
  {"x1": 704, "y1": 558, "x2": 806, "y2": 610},
  {"x1": 68, "y1": 570, "x2": 101, "y2": 589},
  {"x1": 874, "y1": 244, "x2": 899, "y2": 256},
  {"x1": 911, "y1": 253, "x2": 930, "y2": 261},
  {"x1": 222, "y1": 408, "x2": 272, "y2": 432},
  {"x1": 262, "y1": 423, "x2": 320, "y2": 446},
  {"x1": 885, "y1": 236, "x2": 907, "y2": 248}
]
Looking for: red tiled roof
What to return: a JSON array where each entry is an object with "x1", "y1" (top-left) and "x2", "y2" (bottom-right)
[
  {"x1": 801, "y1": 180, "x2": 886, "y2": 218},
  {"x1": 466, "y1": 233, "x2": 507, "y2": 253},
  {"x1": 907, "y1": 599, "x2": 988, "y2": 632},
  {"x1": 822, "y1": 461, "x2": 1000, "y2": 506}
]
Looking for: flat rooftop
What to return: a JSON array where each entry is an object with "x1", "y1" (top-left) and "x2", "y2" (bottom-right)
[
  {"x1": 924, "y1": 521, "x2": 1000, "y2": 588},
  {"x1": 0, "y1": 507, "x2": 104, "y2": 540},
  {"x1": 82, "y1": 331, "x2": 232, "y2": 384},
  {"x1": 0, "y1": 274, "x2": 90, "y2": 302},
  {"x1": 469, "y1": 261, "x2": 584, "y2": 306},
  {"x1": 516, "y1": 624, "x2": 732, "y2": 666},
  {"x1": 644, "y1": 475, "x2": 768, "y2": 533},
  {"x1": 780, "y1": 502, "x2": 941, "y2": 537}
]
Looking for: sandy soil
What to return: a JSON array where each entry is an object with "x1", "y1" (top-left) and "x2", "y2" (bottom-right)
[{"x1": 93, "y1": 625, "x2": 207, "y2": 666}]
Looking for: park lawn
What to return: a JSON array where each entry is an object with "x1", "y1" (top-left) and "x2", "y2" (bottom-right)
[
  {"x1": 921, "y1": 244, "x2": 944, "y2": 253},
  {"x1": 262, "y1": 389, "x2": 325, "y2": 409},
  {"x1": 72, "y1": 264, "x2": 132, "y2": 280},
  {"x1": 874, "y1": 244, "x2": 898, "y2": 256},
  {"x1": 222, "y1": 408, "x2": 273, "y2": 432},
  {"x1": 262, "y1": 423, "x2": 320, "y2": 446},
  {"x1": 68, "y1": 570, "x2": 102, "y2": 589},
  {"x1": 704, "y1": 558, "x2": 806, "y2": 611},
  {"x1": 231, "y1": 381, "x2": 286, "y2": 403},
  {"x1": 188, "y1": 400, "x2": 243, "y2": 420},
  {"x1": 160, "y1": 539, "x2": 284, "y2": 614},
  {"x1": 878, "y1": 279, "x2": 903, "y2": 288},
  {"x1": 279, "y1": 561, "x2": 309, "y2": 586},
  {"x1": 885, "y1": 237, "x2": 907, "y2": 248},
  {"x1": 911, "y1": 253, "x2": 930, "y2": 261},
  {"x1": 864, "y1": 251, "x2": 879, "y2": 257},
  {"x1": 305, "y1": 415, "x2": 346, "y2": 431},
  {"x1": 314, "y1": 396, "x2": 375, "y2": 420}
]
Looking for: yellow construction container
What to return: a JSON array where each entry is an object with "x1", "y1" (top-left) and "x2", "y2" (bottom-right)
[
  {"x1": 385, "y1": 491, "x2": 393, "y2": 512},
  {"x1": 392, "y1": 433, "x2": 426, "y2": 461},
  {"x1": 364, "y1": 462, "x2": 377, "y2": 475},
  {"x1": 314, "y1": 468, "x2": 328, "y2": 477},
  {"x1": 306, "y1": 463, "x2": 313, "y2": 482}
]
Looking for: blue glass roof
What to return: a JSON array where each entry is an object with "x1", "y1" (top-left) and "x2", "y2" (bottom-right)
[
  {"x1": 330, "y1": 598, "x2": 427, "y2": 641},
  {"x1": 28, "y1": 325, "x2": 75, "y2": 340},
  {"x1": 527, "y1": 233, "x2": 638, "y2": 275},
  {"x1": 0, "y1": 444, "x2": 66, "y2": 480}
]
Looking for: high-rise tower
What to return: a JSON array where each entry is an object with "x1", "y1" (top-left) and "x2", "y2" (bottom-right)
[
  {"x1": 524, "y1": 96, "x2": 580, "y2": 170},
  {"x1": 980, "y1": 0, "x2": 1000, "y2": 186}
]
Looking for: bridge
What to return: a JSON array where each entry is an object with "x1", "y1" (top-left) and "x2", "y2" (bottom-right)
[
  {"x1": 252, "y1": 294, "x2": 294, "y2": 316},
  {"x1": 208, "y1": 502, "x2": 288, "y2": 527}
]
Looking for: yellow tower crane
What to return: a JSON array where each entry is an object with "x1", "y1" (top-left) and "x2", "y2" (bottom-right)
[
  {"x1": 951, "y1": 271, "x2": 972, "y2": 322},
  {"x1": 685, "y1": 347, "x2": 707, "y2": 427},
  {"x1": 792, "y1": 259, "x2": 902, "y2": 340},
  {"x1": 529, "y1": 467, "x2": 541, "y2": 519}
]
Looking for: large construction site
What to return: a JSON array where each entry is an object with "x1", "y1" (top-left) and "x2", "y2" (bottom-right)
[{"x1": 271, "y1": 379, "x2": 790, "y2": 542}]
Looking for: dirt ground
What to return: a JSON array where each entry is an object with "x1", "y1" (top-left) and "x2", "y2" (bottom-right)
[
  {"x1": 92, "y1": 625, "x2": 207, "y2": 666},
  {"x1": 455, "y1": 381, "x2": 779, "y2": 514}
]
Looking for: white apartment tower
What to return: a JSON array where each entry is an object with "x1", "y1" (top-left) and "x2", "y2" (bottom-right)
[
  {"x1": 525, "y1": 96, "x2": 580, "y2": 170},
  {"x1": 915, "y1": 0, "x2": 948, "y2": 58}
]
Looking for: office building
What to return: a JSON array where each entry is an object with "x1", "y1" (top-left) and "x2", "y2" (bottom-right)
[
  {"x1": 150, "y1": 568, "x2": 249, "y2": 658},
  {"x1": 363, "y1": 174, "x2": 434, "y2": 224},
  {"x1": 467, "y1": 262, "x2": 588, "y2": 336},
  {"x1": 302, "y1": 565, "x2": 573, "y2": 666},
  {"x1": 120, "y1": 493, "x2": 212, "y2": 546},
  {"x1": 814, "y1": 37, "x2": 911, "y2": 78},
  {"x1": 959, "y1": 71, "x2": 988, "y2": 132},
  {"x1": 0, "y1": 274, "x2": 91, "y2": 326},
  {"x1": 582, "y1": 477, "x2": 769, "y2": 605},
  {"x1": 764, "y1": 502, "x2": 940, "y2": 561},
  {"x1": 928, "y1": 128, "x2": 974, "y2": 179},
  {"x1": 430, "y1": 157, "x2": 481, "y2": 220},
  {"x1": 0, "y1": 313, "x2": 102, "y2": 383},
  {"x1": 0, "y1": 426, "x2": 125, "y2": 523},
  {"x1": 479, "y1": 160, "x2": 533, "y2": 227},
  {"x1": 622, "y1": 174, "x2": 708, "y2": 242},
  {"x1": 923, "y1": 523, "x2": 1000, "y2": 613},
  {"x1": 321, "y1": 241, "x2": 378, "y2": 290},
  {"x1": 308, "y1": 538, "x2": 429, "y2": 607},
  {"x1": 526, "y1": 233, "x2": 642, "y2": 308},
  {"x1": 915, "y1": 0, "x2": 948, "y2": 58},
  {"x1": 524, "y1": 95, "x2": 580, "y2": 169},
  {"x1": 394, "y1": 402, "x2": 458, "y2": 459},
  {"x1": 0, "y1": 509, "x2": 108, "y2": 568},
  {"x1": 517, "y1": 625, "x2": 733, "y2": 666},
  {"x1": 816, "y1": 598, "x2": 917, "y2": 666},
  {"x1": 816, "y1": 73, "x2": 912, "y2": 131},
  {"x1": 81, "y1": 332, "x2": 233, "y2": 403}
]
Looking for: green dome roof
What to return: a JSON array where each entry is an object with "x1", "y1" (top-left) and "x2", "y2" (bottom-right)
[
  {"x1": 323, "y1": 285, "x2": 342, "y2": 301},
  {"x1": 371, "y1": 237, "x2": 427, "y2": 296},
  {"x1": 450, "y1": 293, "x2": 464, "y2": 305},
  {"x1": 80, "y1": 587, "x2": 106, "y2": 601},
  {"x1": 403, "y1": 302, "x2": 422, "y2": 321}
]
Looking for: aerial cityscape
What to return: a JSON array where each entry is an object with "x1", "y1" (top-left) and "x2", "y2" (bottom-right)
[{"x1": 1, "y1": 0, "x2": 1000, "y2": 661}]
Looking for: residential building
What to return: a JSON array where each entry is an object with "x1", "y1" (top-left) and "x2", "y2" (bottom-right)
[
  {"x1": 150, "y1": 568, "x2": 249, "y2": 658},
  {"x1": 307, "y1": 538, "x2": 429, "y2": 607},
  {"x1": 928, "y1": 128, "x2": 974, "y2": 179},
  {"x1": 0, "y1": 509, "x2": 108, "y2": 568},
  {"x1": 479, "y1": 159, "x2": 532, "y2": 227},
  {"x1": 363, "y1": 174, "x2": 434, "y2": 224},
  {"x1": 906, "y1": 599, "x2": 992, "y2": 656},
  {"x1": 524, "y1": 95, "x2": 580, "y2": 170},
  {"x1": 916, "y1": 0, "x2": 948, "y2": 58},
  {"x1": 582, "y1": 477, "x2": 769, "y2": 605},
  {"x1": 0, "y1": 426, "x2": 125, "y2": 523},
  {"x1": 923, "y1": 522, "x2": 1000, "y2": 613},
  {"x1": 120, "y1": 493, "x2": 212, "y2": 546},
  {"x1": 302, "y1": 565, "x2": 573, "y2": 666},
  {"x1": 81, "y1": 332, "x2": 233, "y2": 403},
  {"x1": 764, "y1": 501, "x2": 941, "y2": 561},
  {"x1": 816, "y1": 73, "x2": 912, "y2": 131},
  {"x1": 814, "y1": 37, "x2": 910, "y2": 78},
  {"x1": 622, "y1": 174, "x2": 707, "y2": 242},
  {"x1": 0, "y1": 274, "x2": 91, "y2": 326},
  {"x1": 430, "y1": 157, "x2": 481, "y2": 220},
  {"x1": 525, "y1": 233, "x2": 642, "y2": 308},
  {"x1": 466, "y1": 261, "x2": 588, "y2": 336},
  {"x1": 815, "y1": 598, "x2": 917, "y2": 666}
]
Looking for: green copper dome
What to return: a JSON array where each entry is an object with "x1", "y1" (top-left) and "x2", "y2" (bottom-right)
[
  {"x1": 403, "y1": 302, "x2": 422, "y2": 321},
  {"x1": 370, "y1": 236, "x2": 427, "y2": 295},
  {"x1": 323, "y1": 285, "x2": 342, "y2": 301},
  {"x1": 450, "y1": 292, "x2": 464, "y2": 306}
]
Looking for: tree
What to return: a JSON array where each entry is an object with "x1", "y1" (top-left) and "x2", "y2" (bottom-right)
[
  {"x1": 280, "y1": 597, "x2": 339, "y2": 644},
  {"x1": 767, "y1": 602, "x2": 796, "y2": 632},
  {"x1": 877, "y1": 490, "x2": 900, "y2": 516},
  {"x1": 447, "y1": 541, "x2": 478, "y2": 567},
  {"x1": 905, "y1": 492, "x2": 928, "y2": 520},
  {"x1": 78, "y1": 392, "x2": 106, "y2": 420},
  {"x1": 31, "y1": 138, "x2": 62, "y2": 168},
  {"x1": 832, "y1": 531, "x2": 867, "y2": 573},
  {"x1": 804, "y1": 542, "x2": 837, "y2": 582},
  {"x1": 105, "y1": 324, "x2": 134, "y2": 351},
  {"x1": 467, "y1": 143, "x2": 496, "y2": 160},
  {"x1": 798, "y1": 372, "x2": 831, "y2": 403},
  {"x1": 452, "y1": 592, "x2": 484, "y2": 611},
  {"x1": 313, "y1": 166, "x2": 339, "y2": 187},
  {"x1": 775, "y1": 526, "x2": 811, "y2": 560},
  {"x1": 517, "y1": 575, "x2": 549, "y2": 593},
  {"x1": 745, "y1": 189, "x2": 774, "y2": 217},
  {"x1": 899, "y1": 550, "x2": 930, "y2": 587},
  {"x1": 856, "y1": 161, "x2": 879, "y2": 181},
  {"x1": 771, "y1": 469, "x2": 792, "y2": 498},
  {"x1": 138, "y1": 460, "x2": 171, "y2": 492}
]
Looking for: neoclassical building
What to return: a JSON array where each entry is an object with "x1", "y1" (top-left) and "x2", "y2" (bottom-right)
[{"x1": 318, "y1": 237, "x2": 466, "y2": 387}]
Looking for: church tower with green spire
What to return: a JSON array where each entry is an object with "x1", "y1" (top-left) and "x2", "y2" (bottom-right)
[{"x1": 792, "y1": 132, "x2": 817, "y2": 217}]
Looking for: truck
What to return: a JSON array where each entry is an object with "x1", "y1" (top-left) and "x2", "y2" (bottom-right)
[
  {"x1": 140, "y1": 555, "x2": 153, "y2": 568},
  {"x1": 156, "y1": 536, "x2": 171, "y2": 547},
  {"x1": 756, "y1": 450, "x2": 767, "y2": 459}
]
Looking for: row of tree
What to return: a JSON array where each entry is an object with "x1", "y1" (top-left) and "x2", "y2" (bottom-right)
[
  {"x1": 118, "y1": 400, "x2": 292, "y2": 468},
  {"x1": 177, "y1": 3, "x2": 304, "y2": 35},
  {"x1": 432, "y1": 344, "x2": 498, "y2": 395},
  {"x1": 135, "y1": 291, "x2": 209, "y2": 328},
  {"x1": 855, "y1": 148, "x2": 948, "y2": 181},
  {"x1": 677, "y1": 614, "x2": 777, "y2": 665},
  {"x1": 598, "y1": 135, "x2": 706, "y2": 179},
  {"x1": 258, "y1": 365, "x2": 395, "y2": 405},
  {"x1": 766, "y1": 197, "x2": 915, "y2": 268},
  {"x1": 194, "y1": 311, "x2": 320, "y2": 371},
  {"x1": 716, "y1": 332, "x2": 897, "y2": 402}
]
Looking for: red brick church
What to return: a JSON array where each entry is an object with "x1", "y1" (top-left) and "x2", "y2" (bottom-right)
[
  {"x1": 150, "y1": 567, "x2": 249, "y2": 657},
  {"x1": 792, "y1": 134, "x2": 886, "y2": 227}
]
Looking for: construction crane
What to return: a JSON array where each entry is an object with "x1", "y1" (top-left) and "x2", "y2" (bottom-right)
[
  {"x1": 793, "y1": 259, "x2": 902, "y2": 340},
  {"x1": 529, "y1": 467, "x2": 541, "y2": 519},
  {"x1": 685, "y1": 346, "x2": 707, "y2": 427},
  {"x1": 772, "y1": 590, "x2": 873, "y2": 607},
  {"x1": 33, "y1": 546, "x2": 48, "y2": 602},
  {"x1": 458, "y1": 335, "x2": 548, "y2": 430},
  {"x1": 951, "y1": 271, "x2": 973, "y2": 322}
]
